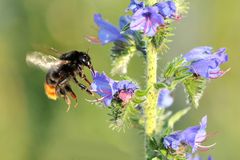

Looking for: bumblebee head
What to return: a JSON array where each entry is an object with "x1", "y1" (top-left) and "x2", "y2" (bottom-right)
[{"x1": 80, "y1": 52, "x2": 95, "y2": 74}]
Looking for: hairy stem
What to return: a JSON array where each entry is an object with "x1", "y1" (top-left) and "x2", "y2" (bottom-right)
[
  {"x1": 145, "y1": 0, "x2": 158, "y2": 5},
  {"x1": 145, "y1": 43, "x2": 158, "y2": 136}
]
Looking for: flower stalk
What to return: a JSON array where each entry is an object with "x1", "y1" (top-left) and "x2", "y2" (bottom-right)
[
  {"x1": 145, "y1": 0, "x2": 157, "y2": 6},
  {"x1": 145, "y1": 42, "x2": 158, "y2": 136}
]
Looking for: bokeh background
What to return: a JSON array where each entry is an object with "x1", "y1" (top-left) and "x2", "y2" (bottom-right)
[{"x1": 0, "y1": 0, "x2": 239, "y2": 159}]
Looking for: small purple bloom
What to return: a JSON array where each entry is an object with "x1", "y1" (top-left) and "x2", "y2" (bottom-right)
[
  {"x1": 113, "y1": 80, "x2": 138, "y2": 104},
  {"x1": 181, "y1": 116, "x2": 215, "y2": 153},
  {"x1": 187, "y1": 155, "x2": 213, "y2": 160},
  {"x1": 187, "y1": 154, "x2": 202, "y2": 160},
  {"x1": 208, "y1": 156, "x2": 213, "y2": 160},
  {"x1": 184, "y1": 46, "x2": 229, "y2": 79},
  {"x1": 157, "y1": 1, "x2": 176, "y2": 18},
  {"x1": 94, "y1": 14, "x2": 126, "y2": 45},
  {"x1": 127, "y1": 0, "x2": 145, "y2": 13},
  {"x1": 157, "y1": 89, "x2": 174, "y2": 108},
  {"x1": 164, "y1": 116, "x2": 215, "y2": 153},
  {"x1": 130, "y1": 6, "x2": 164, "y2": 36},
  {"x1": 91, "y1": 72, "x2": 138, "y2": 106},
  {"x1": 91, "y1": 72, "x2": 115, "y2": 106},
  {"x1": 163, "y1": 131, "x2": 183, "y2": 150}
]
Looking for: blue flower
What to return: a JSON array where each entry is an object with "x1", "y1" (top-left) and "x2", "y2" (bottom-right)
[
  {"x1": 130, "y1": 6, "x2": 164, "y2": 36},
  {"x1": 119, "y1": 16, "x2": 135, "y2": 35},
  {"x1": 187, "y1": 155, "x2": 213, "y2": 160},
  {"x1": 157, "y1": 89, "x2": 174, "y2": 108},
  {"x1": 157, "y1": 1, "x2": 176, "y2": 18},
  {"x1": 94, "y1": 14, "x2": 126, "y2": 45},
  {"x1": 187, "y1": 154, "x2": 202, "y2": 160},
  {"x1": 181, "y1": 116, "x2": 211, "y2": 153},
  {"x1": 127, "y1": 0, "x2": 145, "y2": 13},
  {"x1": 91, "y1": 72, "x2": 115, "y2": 106},
  {"x1": 163, "y1": 131, "x2": 183, "y2": 150},
  {"x1": 113, "y1": 80, "x2": 138, "y2": 104},
  {"x1": 184, "y1": 46, "x2": 229, "y2": 79},
  {"x1": 164, "y1": 116, "x2": 215, "y2": 153},
  {"x1": 91, "y1": 72, "x2": 138, "y2": 106}
]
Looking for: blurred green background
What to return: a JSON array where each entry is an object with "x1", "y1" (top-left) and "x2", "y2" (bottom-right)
[{"x1": 0, "y1": 0, "x2": 238, "y2": 159}]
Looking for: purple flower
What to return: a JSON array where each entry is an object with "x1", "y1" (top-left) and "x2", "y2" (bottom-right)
[
  {"x1": 163, "y1": 131, "x2": 183, "y2": 150},
  {"x1": 157, "y1": 1, "x2": 176, "y2": 18},
  {"x1": 181, "y1": 116, "x2": 211, "y2": 153},
  {"x1": 130, "y1": 6, "x2": 164, "y2": 37},
  {"x1": 157, "y1": 89, "x2": 174, "y2": 108},
  {"x1": 113, "y1": 80, "x2": 138, "y2": 104},
  {"x1": 187, "y1": 154, "x2": 202, "y2": 160},
  {"x1": 119, "y1": 16, "x2": 135, "y2": 35},
  {"x1": 127, "y1": 0, "x2": 145, "y2": 13},
  {"x1": 187, "y1": 155, "x2": 213, "y2": 160},
  {"x1": 184, "y1": 46, "x2": 229, "y2": 79},
  {"x1": 94, "y1": 14, "x2": 126, "y2": 45},
  {"x1": 91, "y1": 72, "x2": 115, "y2": 106},
  {"x1": 91, "y1": 72, "x2": 138, "y2": 106},
  {"x1": 164, "y1": 116, "x2": 215, "y2": 153}
]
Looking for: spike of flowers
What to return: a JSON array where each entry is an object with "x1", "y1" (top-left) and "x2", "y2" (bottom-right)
[
  {"x1": 82, "y1": 0, "x2": 230, "y2": 159},
  {"x1": 184, "y1": 46, "x2": 229, "y2": 79}
]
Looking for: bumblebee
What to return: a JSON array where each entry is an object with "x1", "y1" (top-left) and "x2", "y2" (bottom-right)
[{"x1": 26, "y1": 50, "x2": 94, "y2": 111}]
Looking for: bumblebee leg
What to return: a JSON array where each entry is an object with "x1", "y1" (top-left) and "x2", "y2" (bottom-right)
[
  {"x1": 72, "y1": 77, "x2": 93, "y2": 95},
  {"x1": 79, "y1": 72, "x2": 91, "y2": 85},
  {"x1": 56, "y1": 86, "x2": 71, "y2": 112},
  {"x1": 64, "y1": 95, "x2": 71, "y2": 112},
  {"x1": 64, "y1": 85, "x2": 78, "y2": 109}
]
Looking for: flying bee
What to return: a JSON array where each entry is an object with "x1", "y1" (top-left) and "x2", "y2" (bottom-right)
[{"x1": 26, "y1": 50, "x2": 95, "y2": 112}]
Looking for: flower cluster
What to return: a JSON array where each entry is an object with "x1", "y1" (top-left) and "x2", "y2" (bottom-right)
[
  {"x1": 130, "y1": 1, "x2": 176, "y2": 36},
  {"x1": 164, "y1": 116, "x2": 215, "y2": 153},
  {"x1": 184, "y1": 46, "x2": 229, "y2": 79},
  {"x1": 91, "y1": 72, "x2": 138, "y2": 106},
  {"x1": 90, "y1": 0, "x2": 177, "y2": 45}
]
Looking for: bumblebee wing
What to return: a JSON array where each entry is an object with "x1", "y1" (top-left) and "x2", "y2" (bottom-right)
[{"x1": 26, "y1": 51, "x2": 64, "y2": 71}]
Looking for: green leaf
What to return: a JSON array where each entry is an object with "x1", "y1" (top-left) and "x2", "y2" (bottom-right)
[
  {"x1": 168, "y1": 107, "x2": 191, "y2": 128},
  {"x1": 132, "y1": 97, "x2": 146, "y2": 104},
  {"x1": 183, "y1": 77, "x2": 207, "y2": 108},
  {"x1": 164, "y1": 56, "x2": 186, "y2": 78},
  {"x1": 157, "y1": 56, "x2": 192, "y2": 91},
  {"x1": 121, "y1": 23, "x2": 130, "y2": 32},
  {"x1": 135, "y1": 87, "x2": 151, "y2": 97},
  {"x1": 151, "y1": 25, "x2": 174, "y2": 53},
  {"x1": 154, "y1": 82, "x2": 169, "y2": 89}
]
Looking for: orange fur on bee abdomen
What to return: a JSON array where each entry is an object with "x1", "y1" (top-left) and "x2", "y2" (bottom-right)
[{"x1": 44, "y1": 83, "x2": 58, "y2": 100}]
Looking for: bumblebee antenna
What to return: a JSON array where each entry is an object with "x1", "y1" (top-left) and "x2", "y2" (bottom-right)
[{"x1": 86, "y1": 46, "x2": 90, "y2": 54}]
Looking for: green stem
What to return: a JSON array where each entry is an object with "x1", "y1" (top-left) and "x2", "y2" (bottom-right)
[
  {"x1": 143, "y1": 1, "x2": 164, "y2": 159},
  {"x1": 145, "y1": 43, "x2": 158, "y2": 136},
  {"x1": 145, "y1": 0, "x2": 158, "y2": 6}
]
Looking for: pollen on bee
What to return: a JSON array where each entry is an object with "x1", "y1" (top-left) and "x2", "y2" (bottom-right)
[{"x1": 44, "y1": 83, "x2": 57, "y2": 100}]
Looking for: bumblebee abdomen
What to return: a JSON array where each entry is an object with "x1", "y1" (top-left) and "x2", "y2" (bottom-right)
[{"x1": 44, "y1": 83, "x2": 57, "y2": 100}]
